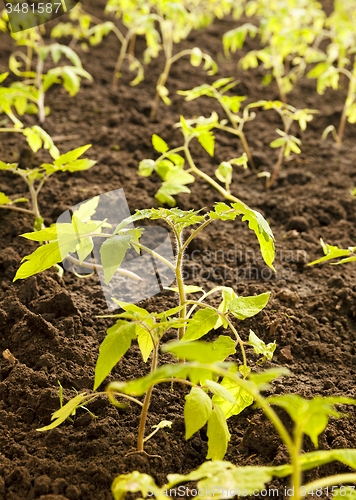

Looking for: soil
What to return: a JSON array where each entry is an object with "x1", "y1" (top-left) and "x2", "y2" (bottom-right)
[{"x1": 1, "y1": 1, "x2": 356, "y2": 499}]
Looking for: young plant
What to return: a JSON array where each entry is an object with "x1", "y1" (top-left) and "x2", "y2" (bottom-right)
[
  {"x1": 50, "y1": 3, "x2": 144, "y2": 85},
  {"x1": 223, "y1": 0, "x2": 325, "y2": 103},
  {"x1": 105, "y1": 0, "x2": 217, "y2": 118},
  {"x1": 306, "y1": 1, "x2": 356, "y2": 146},
  {"x1": 0, "y1": 144, "x2": 95, "y2": 230},
  {"x1": 8, "y1": 27, "x2": 92, "y2": 122},
  {"x1": 308, "y1": 239, "x2": 356, "y2": 266},
  {"x1": 178, "y1": 78, "x2": 257, "y2": 170},
  {"x1": 15, "y1": 204, "x2": 275, "y2": 454},
  {"x1": 139, "y1": 113, "x2": 251, "y2": 207},
  {"x1": 109, "y1": 364, "x2": 356, "y2": 500},
  {"x1": 251, "y1": 100, "x2": 317, "y2": 189}
]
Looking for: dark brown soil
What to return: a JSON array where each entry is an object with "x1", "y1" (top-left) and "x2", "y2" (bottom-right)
[{"x1": 1, "y1": 1, "x2": 356, "y2": 499}]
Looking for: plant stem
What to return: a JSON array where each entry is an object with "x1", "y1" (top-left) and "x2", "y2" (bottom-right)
[
  {"x1": 112, "y1": 30, "x2": 132, "y2": 88},
  {"x1": 266, "y1": 143, "x2": 286, "y2": 189},
  {"x1": 137, "y1": 342, "x2": 158, "y2": 452},
  {"x1": 150, "y1": 22, "x2": 172, "y2": 120},
  {"x1": 336, "y1": 68, "x2": 356, "y2": 147},
  {"x1": 0, "y1": 205, "x2": 35, "y2": 215},
  {"x1": 185, "y1": 299, "x2": 247, "y2": 368},
  {"x1": 184, "y1": 142, "x2": 245, "y2": 206},
  {"x1": 36, "y1": 53, "x2": 45, "y2": 124},
  {"x1": 175, "y1": 233, "x2": 186, "y2": 340},
  {"x1": 182, "y1": 219, "x2": 212, "y2": 252},
  {"x1": 291, "y1": 427, "x2": 303, "y2": 500},
  {"x1": 130, "y1": 240, "x2": 176, "y2": 271},
  {"x1": 217, "y1": 99, "x2": 256, "y2": 170},
  {"x1": 65, "y1": 254, "x2": 141, "y2": 281}
]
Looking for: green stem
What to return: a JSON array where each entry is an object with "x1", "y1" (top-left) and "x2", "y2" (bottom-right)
[
  {"x1": 112, "y1": 30, "x2": 133, "y2": 88},
  {"x1": 150, "y1": 22, "x2": 173, "y2": 120},
  {"x1": 186, "y1": 286, "x2": 224, "y2": 319},
  {"x1": 175, "y1": 233, "x2": 186, "y2": 340},
  {"x1": 184, "y1": 142, "x2": 245, "y2": 205},
  {"x1": 291, "y1": 427, "x2": 303, "y2": 500},
  {"x1": 130, "y1": 240, "x2": 176, "y2": 271},
  {"x1": 137, "y1": 341, "x2": 158, "y2": 452},
  {"x1": 266, "y1": 143, "x2": 286, "y2": 190},
  {"x1": 36, "y1": 53, "x2": 45, "y2": 124},
  {"x1": 182, "y1": 219, "x2": 212, "y2": 252},
  {"x1": 0, "y1": 205, "x2": 34, "y2": 215},
  {"x1": 185, "y1": 299, "x2": 247, "y2": 368},
  {"x1": 217, "y1": 99, "x2": 256, "y2": 170}
]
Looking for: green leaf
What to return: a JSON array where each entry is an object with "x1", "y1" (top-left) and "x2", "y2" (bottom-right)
[
  {"x1": 309, "y1": 239, "x2": 352, "y2": 265},
  {"x1": 138, "y1": 159, "x2": 156, "y2": 176},
  {"x1": 206, "y1": 406, "x2": 231, "y2": 460},
  {"x1": 210, "y1": 202, "x2": 275, "y2": 270},
  {"x1": 164, "y1": 336, "x2": 236, "y2": 363},
  {"x1": 94, "y1": 322, "x2": 136, "y2": 390},
  {"x1": 136, "y1": 325, "x2": 154, "y2": 363},
  {"x1": 166, "y1": 462, "x2": 273, "y2": 495},
  {"x1": 72, "y1": 196, "x2": 100, "y2": 222},
  {"x1": 152, "y1": 134, "x2": 168, "y2": 153},
  {"x1": 212, "y1": 366, "x2": 254, "y2": 418},
  {"x1": 205, "y1": 379, "x2": 236, "y2": 404},
  {"x1": 14, "y1": 239, "x2": 76, "y2": 281},
  {"x1": 100, "y1": 234, "x2": 132, "y2": 284},
  {"x1": 184, "y1": 387, "x2": 212, "y2": 439},
  {"x1": 268, "y1": 395, "x2": 356, "y2": 447},
  {"x1": 215, "y1": 162, "x2": 232, "y2": 185},
  {"x1": 272, "y1": 449, "x2": 356, "y2": 478},
  {"x1": 23, "y1": 128, "x2": 43, "y2": 152},
  {"x1": 190, "y1": 47, "x2": 203, "y2": 67},
  {"x1": 198, "y1": 131, "x2": 215, "y2": 156},
  {"x1": 37, "y1": 393, "x2": 88, "y2": 431},
  {"x1": 248, "y1": 330, "x2": 276, "y2": 363},
  {"x1": 182, "y1": 309, "x2": 219, "y2": 341},
  {"x1": 111, "y1": 471, "x2": 158, "y2": 500},
  {"x1": 228, "y1": 292, "x2": 270, "y2": 320},
  {"x1": 0, "y1": 192, "x2": 11, "y2": 205},
  {"x1": 54, "y1": 145, "x2": 91, "y2": 167}
]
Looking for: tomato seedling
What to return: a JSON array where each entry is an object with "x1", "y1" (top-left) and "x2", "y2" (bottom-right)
[
  {"x1": 223, "y1": 0, "x2": 325, "y2": 103},
  {"x1": 309, "y1": 238, "x2": 356, "y2": 266},
  {"x1": 306, "y1": 1, "x2": 356, "y2": 146},
  {"x1": 139, "y1": 114, "x2": 250, "y2": 207},
  {"x1": 16, "y1": 203, "x2": 275, "y2": 454},
  {"x1": 178, "y1": 78, "x2": 257, "y2": 170},
  {"x1": 105, "y1": 0, "x2": 217, "y2": 118},
  {"x1": 0, "y1": 144, "x2": 95, "y2": 229},
  {"x1": 110, "y1": 364, "x2": 356, "y2": 500},
  {"x1": 8, "y1": 26, "x2": 92, "y2": 122}
]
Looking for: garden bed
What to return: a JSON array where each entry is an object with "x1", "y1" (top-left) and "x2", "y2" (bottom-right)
[{"x1": 1, "y1": 1, "x2": 356, "y2": 499}]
